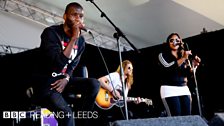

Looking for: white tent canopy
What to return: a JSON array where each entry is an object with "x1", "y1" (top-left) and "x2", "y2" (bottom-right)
[{"x1": 0, "y1": 0, "x2": 224, "y2": 53}]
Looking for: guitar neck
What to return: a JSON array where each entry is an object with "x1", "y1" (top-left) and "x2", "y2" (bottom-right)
[
  {"x1": 126, "y1": 97, "x2": 153, "y2": 106},
  {"x1": 127, "y1": 97, "x2": 137, "y2": 102}
]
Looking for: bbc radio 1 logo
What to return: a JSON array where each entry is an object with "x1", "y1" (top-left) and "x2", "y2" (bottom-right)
[{"x1": 3, "y1": 111, "x2": 26, "y2": 119}]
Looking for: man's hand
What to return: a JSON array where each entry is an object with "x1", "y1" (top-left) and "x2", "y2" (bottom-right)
[
  {"x1": 71, "y1": 19, "x2": 85, "y2": 39},
  {"x1": 51, "y1": 78, "x2": 68, "y2": 93}
]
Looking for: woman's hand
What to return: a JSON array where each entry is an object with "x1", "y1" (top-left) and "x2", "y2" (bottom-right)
[
  {"x1": 182, "y1": 50, "x2": 192, "y2": 59},
  {"x1": 134, "y1": 97, "x2": 142, "y2": 104},
  {"x1": 192, "y1": 55, "x2": 201, "y2": 68},
  {"x1": 111, "y1": 90, "x2": 122, "y2": 100}
]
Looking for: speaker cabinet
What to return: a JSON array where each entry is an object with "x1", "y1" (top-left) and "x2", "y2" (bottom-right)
[
  {"x1": 112, "y1": 115, "x2": 208, "y2": 126},
  {"x1": 209, "y1": 113, "x2": 224, "y2": 126}
]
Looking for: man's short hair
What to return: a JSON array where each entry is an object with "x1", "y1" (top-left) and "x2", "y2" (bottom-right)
[{"x1": 65, "y1": 2, "x2": 83, "y2": 14}]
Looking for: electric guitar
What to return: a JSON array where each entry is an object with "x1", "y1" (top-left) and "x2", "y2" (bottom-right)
[{"x1": 95, "y1": 87, "x2": 153, "y2": 110}]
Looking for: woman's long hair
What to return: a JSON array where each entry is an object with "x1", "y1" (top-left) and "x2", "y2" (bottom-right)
[{"x1": 116, "y1": 60, "x2": 134, "y2": 89}]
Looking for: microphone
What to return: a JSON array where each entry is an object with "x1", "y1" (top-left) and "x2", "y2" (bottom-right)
[
  {"x1": 81, "y1": 27, "x2": 92, "y2": 34},
  {"x1": 173, "y1": 41, "x2": 178, "y2": 46},
  {"x1": 173, "y1": 41, "x2": 181, "y2": 46}
]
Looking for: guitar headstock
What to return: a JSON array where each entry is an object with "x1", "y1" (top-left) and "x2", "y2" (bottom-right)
[{"x1": 142, "y1": 98, "x2": 153, "y2": 106}]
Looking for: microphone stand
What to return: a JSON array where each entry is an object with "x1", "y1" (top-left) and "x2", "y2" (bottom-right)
[
  {"x1": 86, "y1": 0, "x2": 140, "y2": 120},
  {"x1": 185, "y1": 43, "x2": 202, "y2": 117},
  {"x1": 114, "y1": 32, "x2": 128, "y2": 120},
  {"x1": 86, "y1": 0, "x2": 140, "y2": 54},
  {"x1": 192, "y1": 64, "x2": 202, "y2": 117}
]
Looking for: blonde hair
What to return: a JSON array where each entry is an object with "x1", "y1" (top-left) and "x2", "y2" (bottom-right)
[{"x1": 116, "y1": 60, "x2": 134, "y2": 89}]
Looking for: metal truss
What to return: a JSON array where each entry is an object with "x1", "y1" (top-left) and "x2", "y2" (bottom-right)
[
  {"x1": 0, "y1": 44, "x2": 28, "y2": 55},
  {"x1": 0, "y1": 0, "x2": 132, "y2": 51}
]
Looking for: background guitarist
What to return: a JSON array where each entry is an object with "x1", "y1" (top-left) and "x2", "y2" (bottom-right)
[
  {"x1": 94, "y1": 60, "x2": 153, "y2": 125},
  {"x1": 95, "y1": 59, "x2": 145, "y2": 124},
  {"x1": 98, "y1": 60, "x2": 142, "y2": 104}
]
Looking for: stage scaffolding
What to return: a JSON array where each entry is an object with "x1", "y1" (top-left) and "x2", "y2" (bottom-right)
[
  {"x1": 0, "y1": 0, "x2": 132, "y2": 52},
  {"x1": 0, "y1": 44, "x2": 28, "y2": 55}
]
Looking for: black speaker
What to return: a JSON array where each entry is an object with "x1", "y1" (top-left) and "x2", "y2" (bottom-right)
[
  {"x1": 112, "y1": 115, "x2": 208, "y2": 126},
  {"x1": 209, "y1": 113, "x2": 224, "y2": 126}
]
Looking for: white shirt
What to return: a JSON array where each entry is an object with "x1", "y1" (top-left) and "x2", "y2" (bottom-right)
[
  {"x1": 105, "y1": 72, "x2": 129, "y2": 97},
  {"x1": 160, "y1": 85, "x2": 191, "y2": 98}
]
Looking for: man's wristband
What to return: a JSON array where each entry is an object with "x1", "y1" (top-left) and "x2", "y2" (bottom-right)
[{"x1": 65, "y1": 76, "x2": 70, "y2": 82}]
